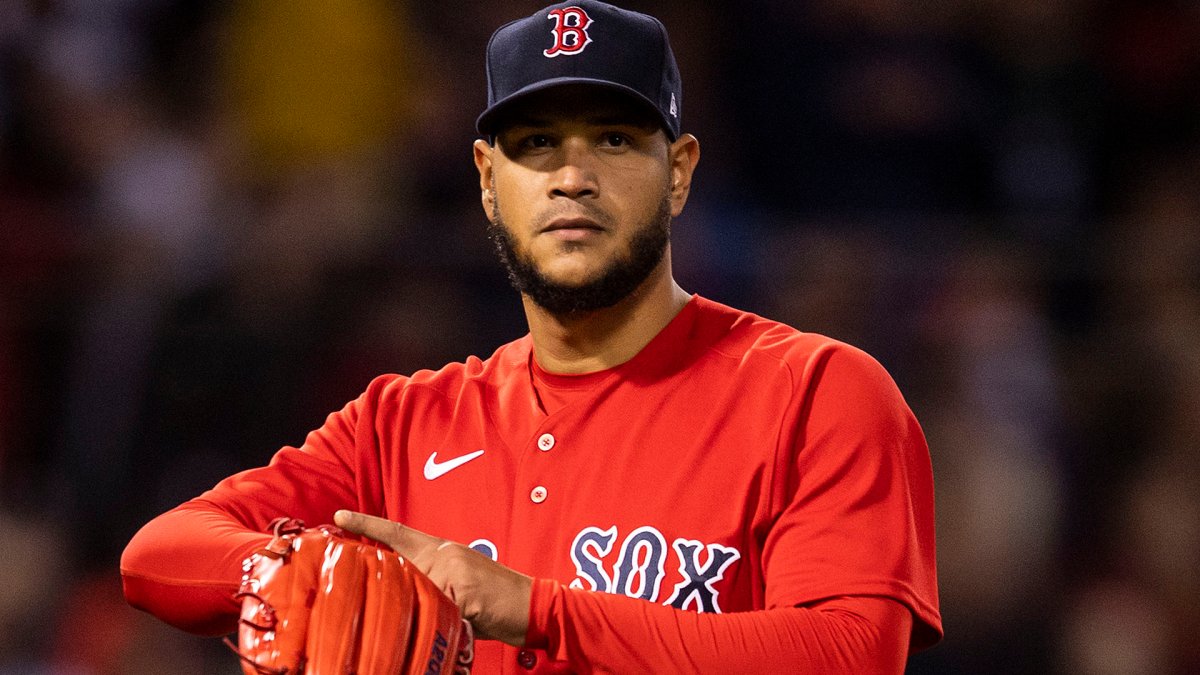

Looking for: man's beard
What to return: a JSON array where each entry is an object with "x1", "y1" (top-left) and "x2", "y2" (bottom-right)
[{"x1": 487, "y1": 195, "x2": 671, "y2": 315}]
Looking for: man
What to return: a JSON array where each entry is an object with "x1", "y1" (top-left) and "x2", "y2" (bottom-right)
[{"x1": 121, "y1": 2, "x2": 941, "y2": 672}]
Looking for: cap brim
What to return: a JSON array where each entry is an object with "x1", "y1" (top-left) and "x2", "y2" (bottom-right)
[{"x1": 476, "y1": 77, "x2": 677, "y2": 140}]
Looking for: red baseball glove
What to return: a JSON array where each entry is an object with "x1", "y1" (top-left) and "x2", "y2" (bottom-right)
[{"x1": 227, "y1": 518, "x2": 473, "y2": 675}]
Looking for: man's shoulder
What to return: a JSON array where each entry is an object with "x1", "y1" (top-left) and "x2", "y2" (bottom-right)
[
  {"x1": 691, "y1": 295, "x2": 901, "y2": 398},
  {"x1": 359, "y1": 335, "x2": 533, "y2": 404},
  {"x1": 693, "y1": 295, "x2": 909, "y2": 415},
  {"x1": 694, "y1": 295, "x2": 859, "y2": 368}
]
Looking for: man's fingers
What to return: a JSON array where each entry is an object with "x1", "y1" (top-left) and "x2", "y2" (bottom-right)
[
  {"x1": 333, "y1": 510, "x2": 441, "y2": 559},
  {"x1": 333, "y1": 510, "x2": 395, "y2": 544},
  {"x1": 334, "y1": 509, "x2": 531, "y2": 646}
]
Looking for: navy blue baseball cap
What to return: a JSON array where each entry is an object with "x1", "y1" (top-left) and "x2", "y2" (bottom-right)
[{"x1": 477, "y1": 1, "x2": 682, "y2": 140}]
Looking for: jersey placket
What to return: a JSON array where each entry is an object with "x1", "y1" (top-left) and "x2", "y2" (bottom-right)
[{"x1": 503, "y1": 370, "x2": 618, "y2": 673}]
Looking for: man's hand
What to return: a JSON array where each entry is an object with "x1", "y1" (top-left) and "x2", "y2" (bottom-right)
[{"x1": 334, "y1": 510, "x2": 533, "y2": 646}]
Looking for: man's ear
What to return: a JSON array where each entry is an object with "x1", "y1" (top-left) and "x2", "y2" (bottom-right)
[
  {"x1": 473, "y1": 139, "x2": 496, "y2": 219},
  {"x1": 668, "y1": 133, "x2": 700, "y2": 218}
]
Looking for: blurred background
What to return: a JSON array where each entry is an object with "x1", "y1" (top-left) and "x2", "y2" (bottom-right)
[{"x1": 1, "y1": 0, "x2": 1198, "y2": 673}]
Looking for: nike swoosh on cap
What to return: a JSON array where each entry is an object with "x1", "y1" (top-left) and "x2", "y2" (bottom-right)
[{"x1": 423, "y1": 449, "x2": 486, "y2": 480}]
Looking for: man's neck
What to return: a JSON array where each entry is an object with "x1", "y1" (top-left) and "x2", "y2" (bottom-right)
[{"x1": 523, "y1": 261, "x2": 691, "y2": 375}]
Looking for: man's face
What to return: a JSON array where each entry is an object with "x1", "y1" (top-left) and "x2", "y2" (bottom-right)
[{"x1": 474, "y1": 86, "x2": 686, "y2": 314}]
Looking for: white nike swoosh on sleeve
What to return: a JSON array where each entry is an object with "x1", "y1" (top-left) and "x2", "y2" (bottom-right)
[{"x1": 423, "y1": 449, "x2": 486, "y2": 480}]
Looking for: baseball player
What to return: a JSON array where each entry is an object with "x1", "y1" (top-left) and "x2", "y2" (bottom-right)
[{"x1": 122, "y1": 2, "x2": 941, "y2": 672}]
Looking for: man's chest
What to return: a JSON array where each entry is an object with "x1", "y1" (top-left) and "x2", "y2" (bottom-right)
[{"x1": 380, "y1": 387, "x2": 784, "y2": 614}]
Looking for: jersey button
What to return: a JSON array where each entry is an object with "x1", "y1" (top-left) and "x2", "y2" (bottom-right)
[
  {"x1": 517, "y1": 649, "x2": 538, "y2": 669},
  {"x1": 537, "y1": 433, "x2": 555, "y2": 451},
  {"x1": 530, "y1": 486, "x2": 548, "y2": 504}
]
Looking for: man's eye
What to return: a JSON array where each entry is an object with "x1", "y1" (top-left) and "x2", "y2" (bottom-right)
[
  {"x1": 601, "y1": 133, "x2": 630, "y2": 147},
  {"x1": 523, "y1": 134, "x2": 553, "y2": 149}
]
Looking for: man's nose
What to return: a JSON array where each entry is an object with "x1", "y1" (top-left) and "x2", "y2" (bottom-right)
[{"x1": 548, "y1": 139, "x2": 598, "y2": 199}]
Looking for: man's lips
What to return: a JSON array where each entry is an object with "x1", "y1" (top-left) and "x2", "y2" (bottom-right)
[
  {"x1": 540, "y1": 217, "x2": 606, "y2": 240},
  {"x1": 541, "y1": 217, "x2": 604, "y2": 234}
]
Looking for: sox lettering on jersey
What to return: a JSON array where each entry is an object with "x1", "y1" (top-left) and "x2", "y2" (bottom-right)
[
  {"x1": 568, "y1": 526, "x2": 742, "y2": 613},
  {"x1": 543, "y1": 7, "x2": 593, "y2": 58},
  {"x1": 470, "y1": 526, "x2": 742, "y2": 611},
  {"x1": 468, "y1": 538, "x2": 498, "y2": 560},
  {"x1": 664, "y1": 539, "x2": 741, "y2": 612},
  {"x1": 568, "y1": 526, "x2": 616, "y2": 592},
  {"x1": 612, "y1": 526, "x2": 668, "y2": 602}
]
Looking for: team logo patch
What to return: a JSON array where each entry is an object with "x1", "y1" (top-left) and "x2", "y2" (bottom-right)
[{"x1": 544, "y1": 6, "x2": 593, "y2": 57}]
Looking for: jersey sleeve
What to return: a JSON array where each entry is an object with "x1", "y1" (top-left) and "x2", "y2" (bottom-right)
[
  {"x1": 526, "y1": 579, "x2": 912, "y2": 673},
  {"x1": 765, "y1": 341, "x2": 942, "y2": 650},
  {"x1": 120, "y1": 377, "x2": 393, "y2": 635}
]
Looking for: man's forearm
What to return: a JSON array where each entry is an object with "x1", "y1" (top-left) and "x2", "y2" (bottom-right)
[
  {"x1": 527, "y1": 580, "x2": 913, "y2": 674},
  {"x1": 120, "y1": 502, "x2": 271, "y2": 635}
]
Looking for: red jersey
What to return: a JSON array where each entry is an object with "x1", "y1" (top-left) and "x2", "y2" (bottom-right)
[{"x1": 122, "y1": 295, "x2": 941, "y2": 672}]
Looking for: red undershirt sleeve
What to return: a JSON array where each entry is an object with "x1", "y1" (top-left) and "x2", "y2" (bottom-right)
[
  {"x1": 526, "y1": 579, "x2": 912, "y2": 674},
  {"x1": 120, "y1": 383, "x2": 374, "y2": 635},
  {"x1": 119, "y1": 503, "x2": 272, "y2": 636}
]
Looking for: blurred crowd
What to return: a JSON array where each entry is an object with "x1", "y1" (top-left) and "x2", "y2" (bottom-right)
[{"x1": 1, "y1": 1, "x2": 1198, "y2": 673}]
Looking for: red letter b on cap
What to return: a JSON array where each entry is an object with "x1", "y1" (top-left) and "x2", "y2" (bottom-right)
[{"x1": 544, "y1": 7, "x2": 593, "y2": 57}]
